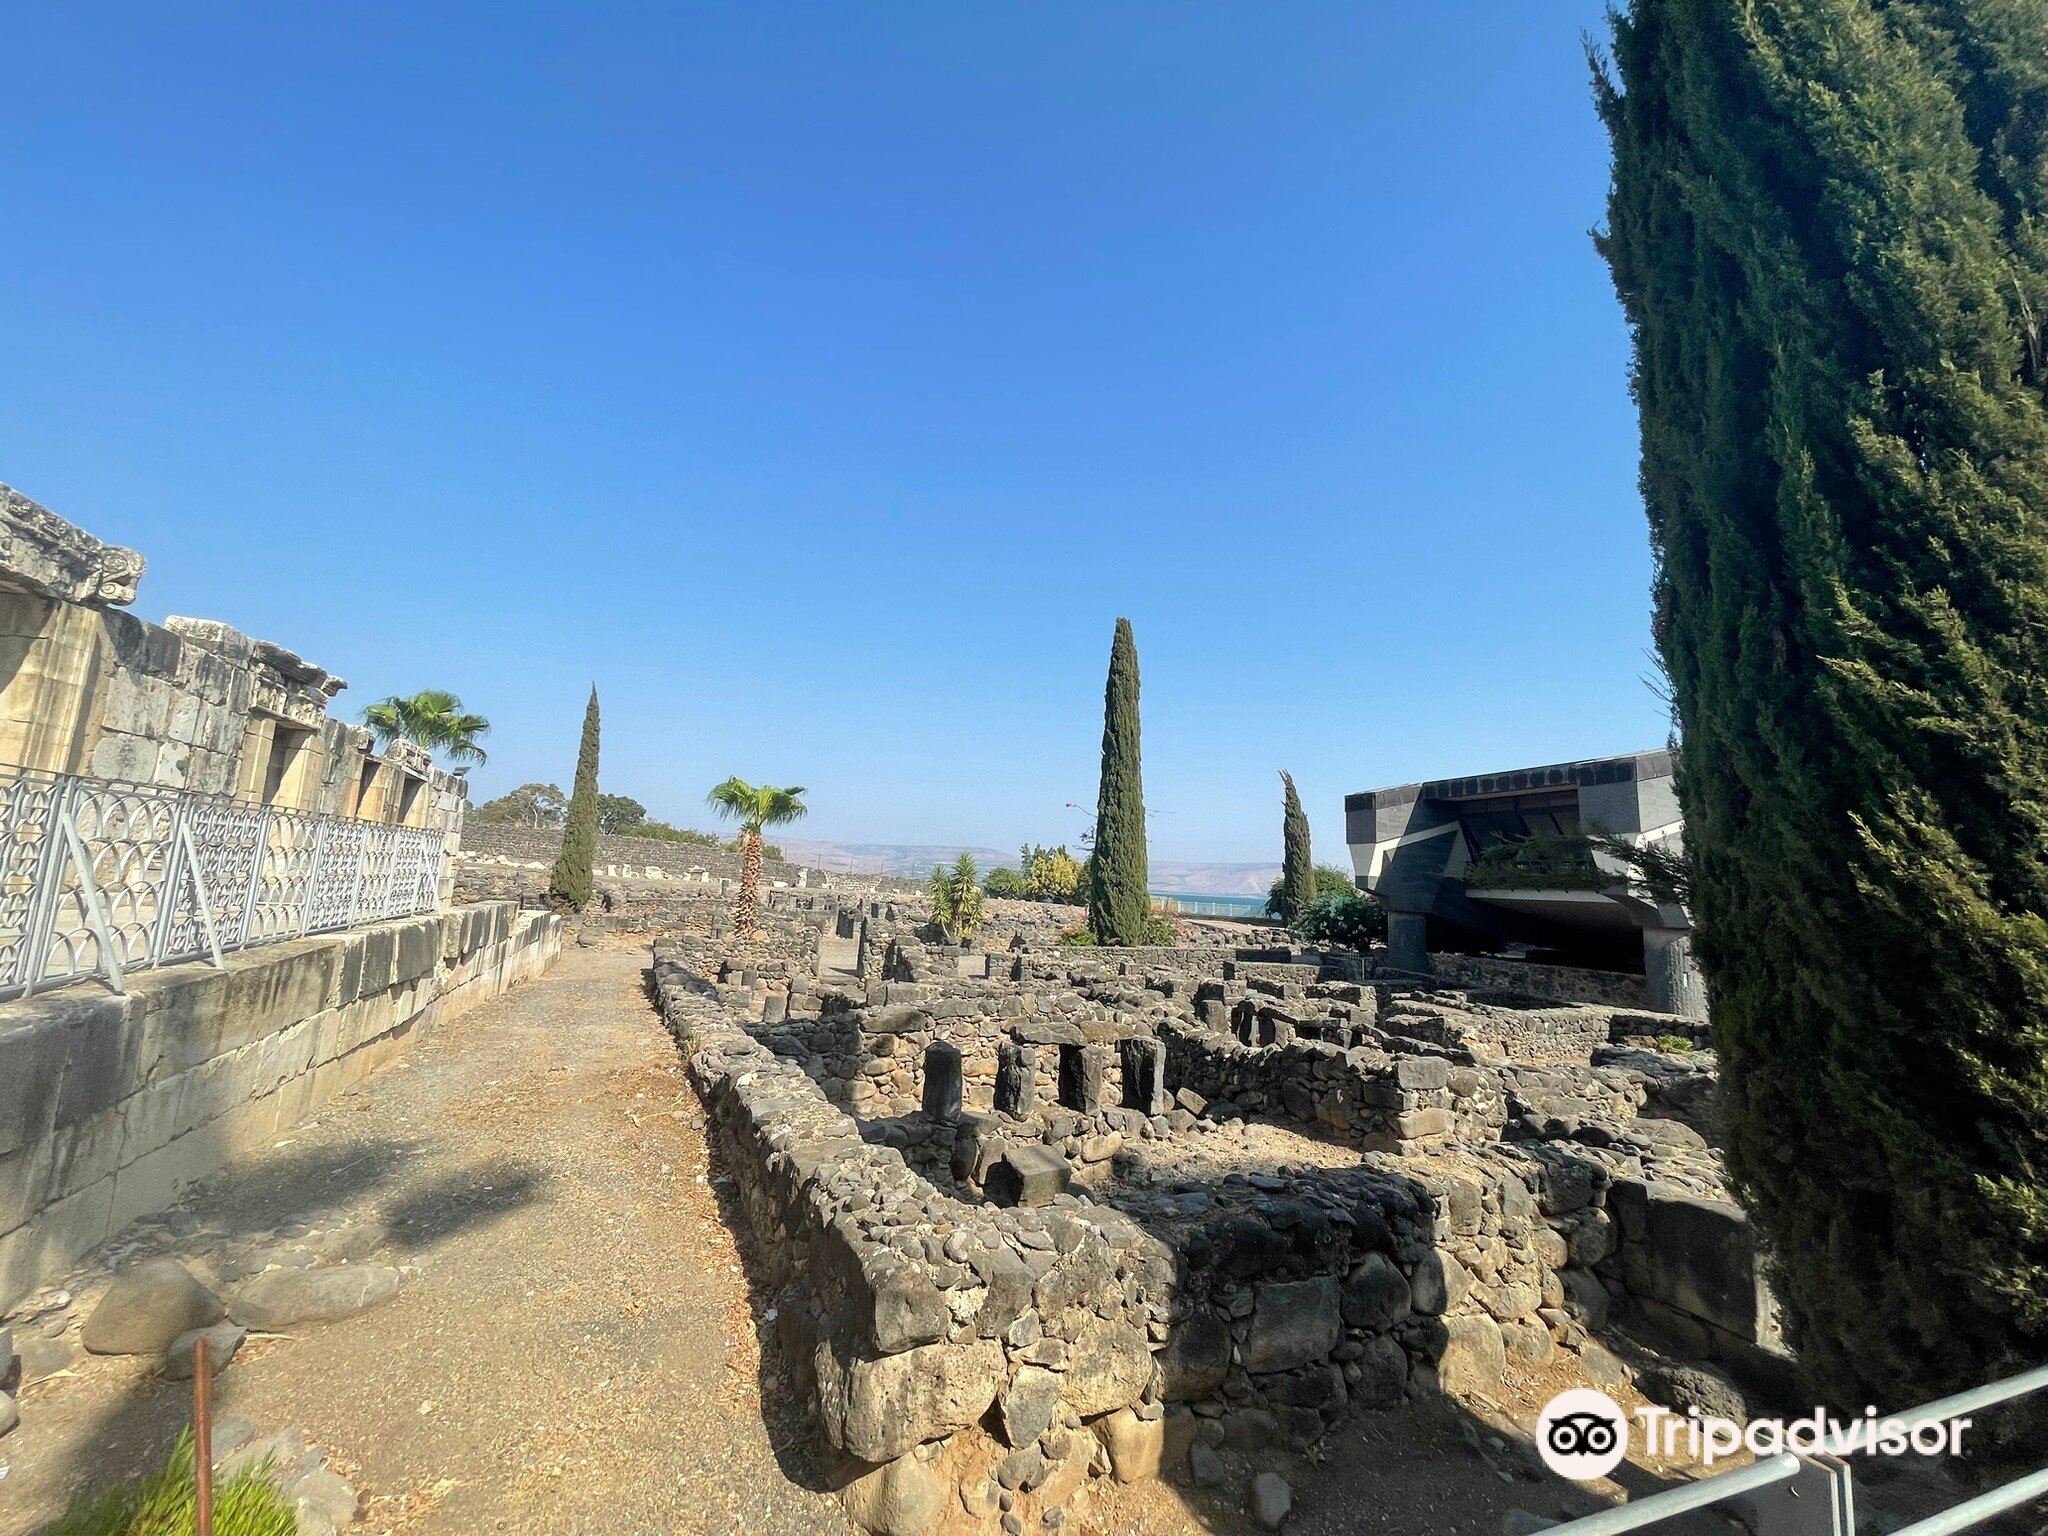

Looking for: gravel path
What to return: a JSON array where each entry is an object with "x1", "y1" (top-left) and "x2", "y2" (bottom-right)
[{"x1": 1, "y1": 943, "x2": 850, "y2": 1536}]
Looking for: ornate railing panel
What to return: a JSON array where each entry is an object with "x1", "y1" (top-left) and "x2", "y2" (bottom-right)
[{"x1": 0, "y1": 766, "x2": 449, "y2": 1000}]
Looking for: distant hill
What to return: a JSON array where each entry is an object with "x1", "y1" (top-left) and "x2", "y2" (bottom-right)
[{"x1": 773, "y1": 838, "x2": 1282, "y2": 896}]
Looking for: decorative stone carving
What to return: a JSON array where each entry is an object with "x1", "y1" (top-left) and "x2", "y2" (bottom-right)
[{"x1": 0, "y1": 483, "x2": 146, "y2": 608}]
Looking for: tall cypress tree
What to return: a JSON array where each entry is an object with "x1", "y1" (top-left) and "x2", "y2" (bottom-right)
[
  {"x1": 548, "y1": 687, "x2": 601, "y2": 912},
  {"x1": 1279, "y1": 771, "x2": 1314, "y2": 927},
  {"x1": 1597, "y1": 0, "x2": 2048, "y2": 1405},
  {"x1": 1089, "y1": 618, "x2": 1151, "y2": 945}
]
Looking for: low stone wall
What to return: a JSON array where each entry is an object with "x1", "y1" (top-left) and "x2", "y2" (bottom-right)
[
  {"x1": 1414, "y1": 952, "x2": 1650, "y2": 1011},
  {"x1": 0, "y1": 900, "x2": 564, "y2": 1309},
  {"x1": 654, "y1": 943, "x2": 1162, "y2": 1532},
  {"x1": 1158, "y1": 1018, "x2": 1461, "y2": 1154}
]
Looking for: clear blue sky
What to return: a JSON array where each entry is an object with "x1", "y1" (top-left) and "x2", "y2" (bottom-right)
[{"x1": 3, "y1": 2, "x2": 1663, "y2": 865}]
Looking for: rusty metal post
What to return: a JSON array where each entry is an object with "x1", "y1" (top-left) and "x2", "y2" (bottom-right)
[{"x1": 193, "y1": 1334, "x2": 213, "y2": 1536}]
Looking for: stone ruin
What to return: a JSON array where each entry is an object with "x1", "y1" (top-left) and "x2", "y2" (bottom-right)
[{"x1": 646, "y1": 889, "x2": 1780, "y2": 1535}]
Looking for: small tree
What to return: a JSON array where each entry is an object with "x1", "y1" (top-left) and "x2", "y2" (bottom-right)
[
  {"x1": 595, "y1": 793, "x2": 647, "y2": 834},
  {"x1": 547, "y1": 689, "x2": 600, "y2": 912},
  {"x1": 928, "y1": 853, "x2": 986, "y2": 944},
  {"x1": 984, "y1": 866, "x2": 1028, "y2": 899},
  {"x1": 1277, "y1": 771, "x2": 1314, "y2": 925},
  {"x1": 1088, "y1": 618, "x2": 1150, "y2": 944},
  {"x1": 706, "y1": 777, "x2": 809, "y2": 935},
  {"x1": 1023, "y1": 845, "x2": 1084, "y2": 903},
  {"x1": 470, "y1": 782, "x2": 565, "y2": 829}
]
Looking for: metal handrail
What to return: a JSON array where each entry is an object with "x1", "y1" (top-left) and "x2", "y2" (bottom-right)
[
  {"x1": 0, "y1": 764, "x2": 449, "y2": 1000},
  {"x1": 1542, "y1": 1361, "x2": 2048, "y2": 1536},
  {"x1": 1541, "y1": 1454, "x2": 1803, "y2": 1535}
]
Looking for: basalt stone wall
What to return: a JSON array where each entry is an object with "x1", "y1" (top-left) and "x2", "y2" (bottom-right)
[
  {"x1": 1407, "y1": 953, "x2": 1650, "y2": 1011},
  {"x1": 654, "y1": 943, "x2": 1164, "y2": 1532},
  {"x1": 1157, "y1": 1018, "x2": 1463, "y2": 1154},
  {"x1": 0, "y1": 900, "x2": 564, "y2": 1309}
]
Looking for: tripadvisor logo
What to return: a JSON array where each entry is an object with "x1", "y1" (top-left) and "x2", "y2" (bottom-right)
[
  {"x1": 1538, "y1": 1389, "x2": 1631, "y2": 1480},
  {"x1": 1536, "y1": 1388, "x2": 1978, "y2": 1481}
]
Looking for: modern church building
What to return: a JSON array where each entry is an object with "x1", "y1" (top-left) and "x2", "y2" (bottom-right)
[{"x1": 1344, "y1": 749, "x2": 1702, "y2": 1018}]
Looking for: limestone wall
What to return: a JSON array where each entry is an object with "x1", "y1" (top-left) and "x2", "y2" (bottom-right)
[
  {"x1": 0, "y1": 900, "x2": 563, "y2": 1309},
  {"x1": 0, "y1": 483, "x2": 466, "y2": 875}
]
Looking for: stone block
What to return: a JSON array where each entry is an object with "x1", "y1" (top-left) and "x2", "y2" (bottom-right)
[
  {"x1": 815, "y1": 1336, "x2": 1004, "y2": 1462},
  {"x1": 985, "y1": 1145, "x2": 1070, "y2": 1208},
  {"x1": 1057, "y1": 1043, "x2": 1104, "y2": 1114},
  {"x1": 1245, "y1": 1276, "x2": 1341, "y2": 1374}
]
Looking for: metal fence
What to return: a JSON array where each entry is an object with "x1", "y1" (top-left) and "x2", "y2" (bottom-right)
[
  {"x1": 1542, "y1": 1361, "x2": 2048, "y2": 1536},
  {"x1": 0, "y1": 765, "x2": 448, "y2": 1000}
]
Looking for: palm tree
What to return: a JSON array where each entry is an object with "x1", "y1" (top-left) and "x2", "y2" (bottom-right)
[
  {"x1": 705, "y1": 777, "x2": 808, "y2": 935},
  {"x1": 361, "y1": 690, "x2": 490, "y2": 765}
]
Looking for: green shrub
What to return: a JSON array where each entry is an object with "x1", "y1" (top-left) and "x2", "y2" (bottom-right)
[
  {"x1": 48, "y1": 1430, "x2": 295, "y2": 1536},
  {"x1": 1293, "y1": 891, "x2": 1387, "y2": 950},
  {"x1": 1462, "y1": 832, "x2": 1609, "y2": 892},
  {"x1": 1653, "y1": 1034, "x2": 1698, "y2": 1056},
  {"x1": 983, "y1": 867, "x2": 1028, "y2": 898},
  {"x1": 1265, "y1": 865, "x2": 1355, "y2": 921},
  {"x1": 1056, "y1": 925, "x2": 1099, "y2": 946},
  {"x1": 1022, "y1": 845, "x2": 1084, "y2": 904}
]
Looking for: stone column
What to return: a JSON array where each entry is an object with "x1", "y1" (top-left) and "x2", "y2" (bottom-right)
[
  {"x1": 1058, "y1": 1043, "x2": 1104, "y2": 1115},
  {"x1": 994, "y1": 1041, "x2": 1037, "y2": 1117},
  {"x1": 1386, "y1": 910, "x2": 1431, "y2": 975},
  {"x1": 1119, "y1": 1037, "x2": 1167, "y2": 1115},
  {"x1": 922, "y1": 1040, "x2": 963, "y2": 1121},
  {"x1": 1643, "y1": 926, "x2": 1707, "y2": 1021}
]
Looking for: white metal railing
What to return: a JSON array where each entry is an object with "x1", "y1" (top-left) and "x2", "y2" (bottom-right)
[
  {"x1": 1543, "y1": 1362, "x2": 2048, "y2": 1536},
  {"x1": 0, "y1": 765, "x2": 448, "y2": 1000}
]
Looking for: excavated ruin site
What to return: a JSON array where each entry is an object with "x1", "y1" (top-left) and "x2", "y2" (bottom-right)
[{"x1": 640, "y1": 884, "x2": 1776, "y2": 1536}]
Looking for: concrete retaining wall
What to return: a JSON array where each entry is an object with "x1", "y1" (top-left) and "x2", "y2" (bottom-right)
[{"x1": 0, "y1": 899, "x2": 564, "y2": 1308}]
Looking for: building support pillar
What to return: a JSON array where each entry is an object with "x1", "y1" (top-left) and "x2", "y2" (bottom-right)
[
  {"x1": 1386, "y1": 910, "x2": 1431, "y2": 975},
  {"x1": 1644, "y1": 925, "x2": 1707, "y2": 1021}
]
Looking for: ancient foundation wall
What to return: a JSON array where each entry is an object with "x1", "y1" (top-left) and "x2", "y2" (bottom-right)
[
  {"x1": 655, "y1": 944, "x2": 1164, "y2": 1528},
  {"x1": 0, "y1": 900, "x2": 564, "y2": 1309},
  {"x1": 1410, "y1": 952, "x2": 1650, "y2": 1011}
]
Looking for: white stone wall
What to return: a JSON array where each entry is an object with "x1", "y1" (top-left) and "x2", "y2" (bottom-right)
[{"x1": 0, "y1": 900, "x2": 563, "y2": 1310}]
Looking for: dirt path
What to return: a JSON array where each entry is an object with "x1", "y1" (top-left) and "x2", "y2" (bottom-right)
[{"x1": 1, "y1": 943, "x2": 850, "y2": 1536}]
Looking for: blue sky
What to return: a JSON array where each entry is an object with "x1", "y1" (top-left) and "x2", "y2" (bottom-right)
[{"x1": 2, "y1": 2, "x2": 1663, "y2": 865}]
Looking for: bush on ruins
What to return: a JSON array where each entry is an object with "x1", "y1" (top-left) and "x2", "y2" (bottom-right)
[{"x1": 1292, "y1": 890, "x2": 1386, "y2": 951}]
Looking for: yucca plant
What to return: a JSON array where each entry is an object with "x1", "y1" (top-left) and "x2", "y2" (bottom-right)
[
  {"x1": 704, "y1": 777, "x2": 808, "y2": 935},
  {"x1": 927, "y1": 852, "x2": 986, "y2": 944}
]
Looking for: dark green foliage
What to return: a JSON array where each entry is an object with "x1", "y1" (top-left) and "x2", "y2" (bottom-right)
[
  {"x1": 595, "y1": 793, "x2": 646, "y2": 834},
  {"x1": 984, "y1": 866, "x2": 1029, "y2": 898},
  {"x1": 1463, "y1": 832, "x2": 1610, "y2": 892},
  {"x1": 1293, "y1": 891, "x2": 1387, "y2": 951},
  {"x1": 547, "y1": 688, "x2": 601, "y2": 911},
  {"x1": 1088, "y1": 618, "x2": 1150, "y2": 945},
  {"x1": 1266, "y1": 865, "x2": 1356, "y2": 920},
  {"x1": 1597, "y1": 0, "x2": 2048, "y2": 1405},
  {"x1": 1278, "y1": 772, "x2": 1315, "y2": 926}
]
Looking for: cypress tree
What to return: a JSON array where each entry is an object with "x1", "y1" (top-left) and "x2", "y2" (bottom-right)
[
  {"x1": 1088, "y1": 618, "x2": 1151, "y2": 945},
  {"x1": 1597, "y1": 0, "x2": 2048, "y2": 1406},
  {"x1": 547, "y1": 687, "x2": 601, "y2": 912},
  {"x1": 1279, "y1": 772, "x2": 1314, "y2": 927}
]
